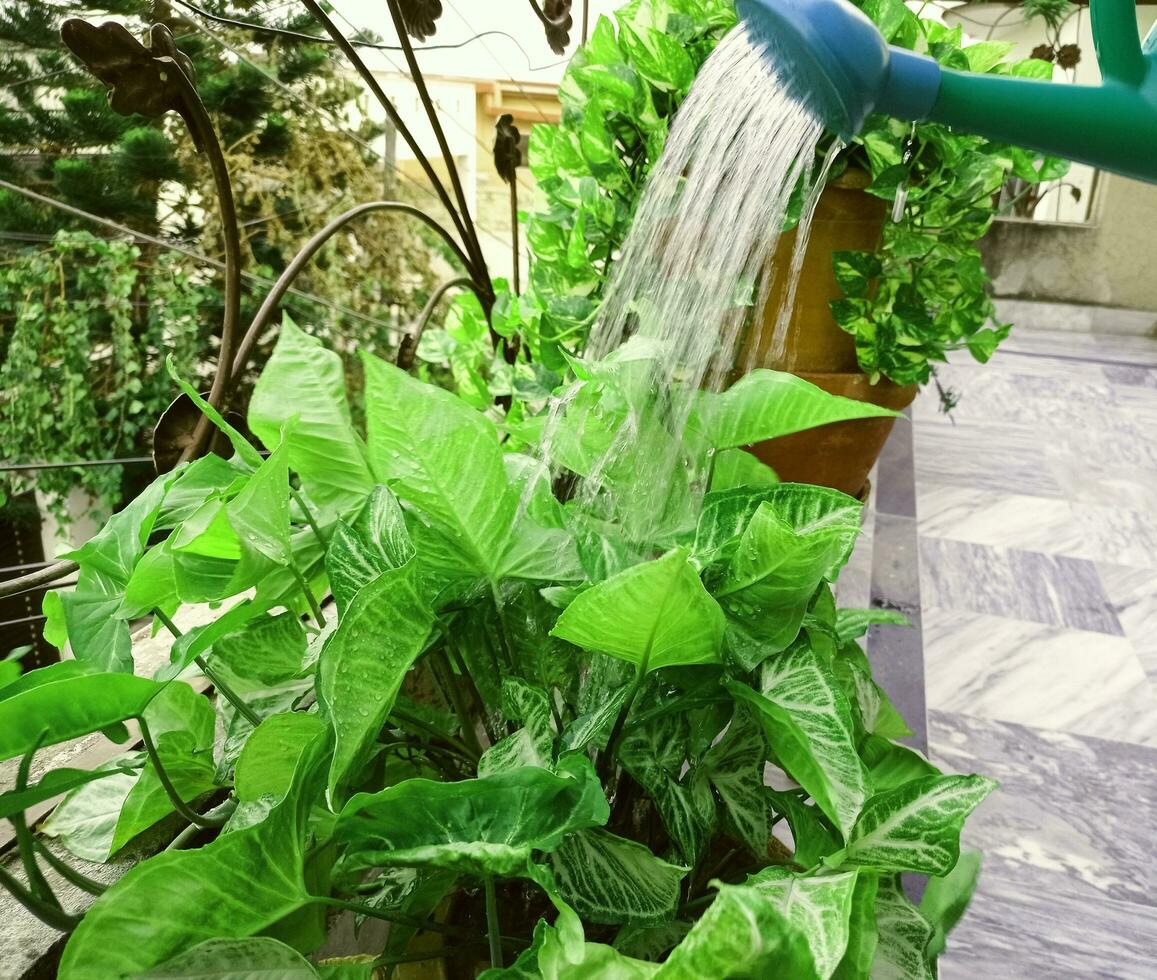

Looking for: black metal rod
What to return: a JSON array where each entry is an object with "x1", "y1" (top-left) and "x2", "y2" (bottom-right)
[
  {"x1": 299, "y1": 0, "x2": 481, "y2": 280},
  {"x1": 0, "y1": 457, "x2": 153, "y2": 473},
  {"x1": 396, "y1": 275, "x2": 477, "y2": 369},
  {"x1": 169, "y1": 62, "x2": 243, "y2": 464},
  {"x1": 229, "y1": 201, "x2": 479, "y2": 385},
  {"x1": 382, "y1": 0, "x2": 490, "y2": 290}
]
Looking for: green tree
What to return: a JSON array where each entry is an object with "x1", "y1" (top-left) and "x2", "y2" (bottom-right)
[{"x1": 0, "y1": 1, "x2": 440, "y2": 514}]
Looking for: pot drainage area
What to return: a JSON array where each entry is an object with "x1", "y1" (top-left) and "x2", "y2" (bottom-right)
[{"x1": 864, "y1": 320, "x2": 1157, "y2": 978}]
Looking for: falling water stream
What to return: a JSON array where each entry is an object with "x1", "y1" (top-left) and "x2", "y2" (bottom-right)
[{"x1": 537, "y1": 23, "x2": 839, "y2": 544}]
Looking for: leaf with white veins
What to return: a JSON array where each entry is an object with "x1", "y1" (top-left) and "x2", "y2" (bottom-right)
[{"x1": 844, "y1": 775, "x2": 996, "y2": 876}]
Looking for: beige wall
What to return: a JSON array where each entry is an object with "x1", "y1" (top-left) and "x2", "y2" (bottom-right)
[{"x1": 982, "y1": 173, "x2": 1157, "y2": 312}]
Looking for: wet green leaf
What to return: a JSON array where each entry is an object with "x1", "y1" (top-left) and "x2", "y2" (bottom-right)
[
  {"x1": 58, "y1": 733, "x2": 327, "y2": 979},
  {"x1": 324, "y1": 486, "x2": 414, "y2": 616},
  {"x1": 249, "y1": 317, "x2": 372, "y2": 520},
  {"x1": 727, "y1": 644, "x2": 867, "y2": 839},
  {"x1": 0, "y1": 665, "x2": 164, "y2": 761},
  {"x1": 551, "y1": 548, "x2": 724, "y2": 670},
  {"x1": 317, "y1": 559, "x2": 433, "y2": 805},
  {"x1": 549, "y1": 829, "x2": 687, "y2": 925},
  {"x1": 843, "y1": 775, "x2": 996, "y2": 875}
]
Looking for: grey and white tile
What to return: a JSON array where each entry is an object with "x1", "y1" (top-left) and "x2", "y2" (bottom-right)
[
  {"x1": 868, "y1": 512, "x2": 926, "y2": 752},
  {"x1": 917, "y1": 482, "x2": 1082, "y2": 554},
  {"x1": 923, "y1": 606, "x2": 1157, "y2": 746},
  {"x1": 939, "y1": 872, "x2": 1157, "y2": 980},
  {"x1": 917, "y1": 481, "x2": 1157, "y2": 570},
  {"x1": 913, "y1": 421, "x2": 1066, "y2": 499},
  {"x1": 929, "y1": 710, "x2": 1157, "y2": 911},
  {"x1": 1097, "y1": 563, "x2": 1157, "y2": 688},
  {"x1": 1102, "y1": 362, "x2": 1157, "y2": 389},
  {"x1": 916, "y1": 368, "x2": 1116, "y2": 433},
  {"x1": 1045, "y1": 453, "x2": 1157, "y2": 516},
  {"x1": 920, "y1": 538, "x2": 1124, "y2": 636}
]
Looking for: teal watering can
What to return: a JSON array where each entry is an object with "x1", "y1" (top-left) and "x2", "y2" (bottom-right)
[{"x1": 738, "y1": 0, "x2": 1157, "y2": 183}]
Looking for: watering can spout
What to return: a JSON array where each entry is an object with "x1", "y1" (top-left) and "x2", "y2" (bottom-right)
[{"x1": 738, "y1": 0, "x2": 1157, "y2": 184}]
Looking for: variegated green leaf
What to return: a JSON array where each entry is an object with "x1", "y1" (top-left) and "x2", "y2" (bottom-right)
[
  {"x1": 870, "y1": 879, "x2": 934, "y2": 980},
  {"x1": 619, "y1": 718, "x2": 716, "y2": 865},
  {"x1": 324, "y1": 486, "x2": 415, "y2": 616},
  {"x1": 560, "y1": 686, "x2": 629, "y2": 753},
  {"x1": 135, "y1": 937, "x2": 320, "y2": 978},
  {"x1": 710, "y1": 492, "x2": 862, "y2": 667},
  {"x1": 550, "y1": 548, "x2": 724, "y2": 670},
  {"x1": 746, "y1": 867, "x2": 859, "y2": 979},
  {"x1": 654, "y1": 880, "x2": 816, "y2": 978},
  {"x1": 833, "y1": 644, "x2": 912, "y2": 740},
  {"x1": 845, "y1": 775, "x2": 997, "y2": 875},
  {"x1": 700, "y1": 708, "x2": 768, "y2": 857},
  {"x1": 693, "y1": 484, "x2": 860, "y2": 572},
  {"x1": 317, "y1": 559, "x2": 433, "y2": 805},
  {"x1": 335, "y1": 755, "x2": 609, "y2": 877},
  {"x1": 833, "y1": 872, "x2": 879, "y2": 980},
  {"x1": 478, "y1": 679, "x2": 555, "y2": 776},
  {"x1": 727, "y1": 644, "x2": 867, "y2": 839},
  {"x1": 549, "y1": 828, "x2": 687, "y2": 924}
]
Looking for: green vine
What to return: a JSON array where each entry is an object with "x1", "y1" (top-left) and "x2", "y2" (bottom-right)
[{"x1": 0, "y1": 231, "x2": 208, "y2": 519}]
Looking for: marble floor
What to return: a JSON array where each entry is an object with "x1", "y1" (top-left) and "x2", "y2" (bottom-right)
[{"x1": 910, "y1": 327, "x2": 1157, "y2": 978}]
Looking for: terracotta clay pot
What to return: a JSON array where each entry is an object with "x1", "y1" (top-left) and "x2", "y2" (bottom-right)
[{"x1": 738, "y1": 170, "x2": 916, "y2": 498}]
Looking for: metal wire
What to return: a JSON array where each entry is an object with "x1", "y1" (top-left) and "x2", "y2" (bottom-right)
[{"x1": 0, "y1": 179, "x2": 397, "y2": 333}]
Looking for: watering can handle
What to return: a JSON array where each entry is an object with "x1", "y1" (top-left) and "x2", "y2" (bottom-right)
[{"x1": 1091, "y1": 0, "x2": 1147, "y2": 85}]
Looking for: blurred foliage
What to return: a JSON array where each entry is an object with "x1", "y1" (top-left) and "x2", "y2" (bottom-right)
[{"x1": 0, "y1": 0, "x2": 443, "y2": 516}]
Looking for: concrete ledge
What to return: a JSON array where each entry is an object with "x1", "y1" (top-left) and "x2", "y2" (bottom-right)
[{"x1": 996, "y1": 298, "x2": 1157, "y2": 338}]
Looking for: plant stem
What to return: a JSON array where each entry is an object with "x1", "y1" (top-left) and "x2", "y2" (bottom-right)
[
  {"x1": 489, "y1": 580, "x2": 524, "y2": 679},
  {"x1": 311, "y1": 896, "x2": 459, "y2": 936},
  {"x1": 449, "y1": 638, "x2": 497, "y2": 748},
  {"x1": 30, "y1": 838, "x2": 106, "y2": 896},
  {"x1": 290, "y1": 486, "x2": 326, "y2": 550},
  {"x1": 138, "y1": 719, "x2": 228, "y2": 830},
  {"x1": 509, "y1": 178, "x2": 520, "y2": 295},
  {"x1": 677, "y1": 891, "x2": 717, "y2": 917},
  {"x1": 600, "y1": 657, "x2": 648, "y2": 782},
  {"x1": 429, "y1": 650, "x2": 485, "y2": 760},
  {"x1": 168, "y1": 58, "x2": 243, "y2": 463},
  {"x1": 153, "y1": 607, "x2": 182, "y2": 638},
  {"x1": 0, "y1": 865, "x2": 80, "y2": 932},
  {"x1": 484, "y1": 876, "x2": 503, "y2": 969},
  {"x1": 392, "y1": 701, "x2": 479, "y2": 762},
  {"x1": 289, "y1": 561, "x2": 327, "y2": 628},
  {"x1": 154, "y1": 606, "x2": 264, "y2": 728},
  {"x1": 13, "y1": 740, "x2": 63, "y2": 910},
  {"x1": 194, "y1": 657, "x2": 262, "y2": 728}
]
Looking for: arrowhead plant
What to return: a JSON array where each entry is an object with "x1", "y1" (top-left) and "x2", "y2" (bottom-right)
[{"x1": 1, "y1": 317, "x2": 991, "y2": 979}]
